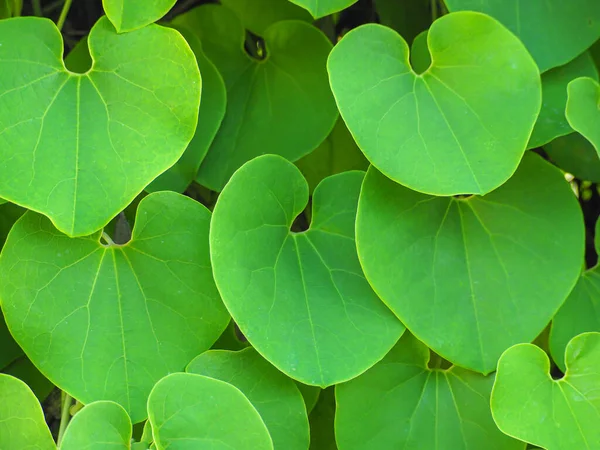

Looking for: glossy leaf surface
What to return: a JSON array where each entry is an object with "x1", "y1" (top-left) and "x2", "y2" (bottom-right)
[
  {"x1": 357, "y1": 152, "x2": 584, "y2": 373},
  {"x1": 103, "y1": 0, "x2": 176, "y2": 32},
  {"x1": 566, "y1": 77, "x2": 600, "y2": 153},
  {"x1": 0, "y1": 192, "x2": 229, "y2": 422},
  {"x1": 289, "y1": 0, "x2": 357, "y2": 19},
  {"x1": 328, "y1": 12, "x2": 541, "y2": 195},
  {"x1": 0, "y1": 17, "x2": 200, "y2": 236},
  {"x1": 491, "y1": 332, "x2": 600, "y2": 449},
  {"x1": 210, "y1": 155, "x2": 404, "y2": 386}
]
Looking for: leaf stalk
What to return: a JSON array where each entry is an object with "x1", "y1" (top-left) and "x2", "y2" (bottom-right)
[{"x1": 56, "y1": 0, "x2": 73, "y2": 31}]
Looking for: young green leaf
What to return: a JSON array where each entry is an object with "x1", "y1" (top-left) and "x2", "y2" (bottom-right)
[
  {"x1": 210, "y1": 155, "x2": 404, "y2": 386},
  {"x1": 336, "y1": 333, "x2": 525, "y2": 449},
  {"x1": 544, "y1": 132, "x2": 600, "y2": 182},
  {"x1": 174, "y1": 5, "x2": 338, "y2": 191},
  {"x1": 566, "y1": 77, "x2": 600, "y2": 153},
  {"x1": 0, "y1": 374, "x2": 55, "y2": 450},
  {"x1": 491, "y1": 332, "x2": 600, "y2": 449},
  {"x1": 148, "y1": 373, "x2": 274, "y2": 450},
  {"x1": 103, "y1": 0, "x2": 177, "y2": 32},
  {"x1": 529, "y1": 52, "x2": 599, "y2": 149},
  {"x1": 327, "y1": 12, "x2": 541, "y2": 196},
  {"x1": 288, "y1": 0, "x2": 357, "y2": 19},
  {"x1": 60, "y1": 401, "x2": 131, "y2": 450},
  {"x1": 444, "y1": 0, "x2": 600, "y2": 72},
  {"x1": 187, "y1": 347, "x2": 309, "y2": 450},
  {"x1": 220, "y1": 0, "x2": 312, "y2": 35},
  {"x1": 0, "y1": 17, "x2": 200, "y2": 236},
  {"x1": 356, "y1": 152, "x2": 584, "y2": 374},
  {"x1": 0, "y1": 192, "x2": 229, "y2": 422}
]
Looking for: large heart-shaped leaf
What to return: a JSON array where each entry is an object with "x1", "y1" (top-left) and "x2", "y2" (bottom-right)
[
  {"x1": 220, "y1": 0, "x2": 312, "y2": 35},
  {"x1": 544, "y1": 132, "x2": 600, "y2": 182},
  {"x1": 61, "y1": 401, "x2": 131, "y2": 450},
  {"x1": 210, "y1": 155, "x2": 404, "y2": 386},
  {"x1": 289, "y1": 0, "x2": 357, "y2": 19},
  {"x1": 175, "y1": 5, "x2": 338, "y2": 191},
  {"x1": 356, "y1": 152, "x2": 584, "y2": 374},
  {"x1": 187, "y1": 347, "x2": 309, "y2": 450},
  {"x1": 0, "y1": 192, "x2": 229, "y2": 422},
  {"x1": 444, "y1": 0, "x2": 600, "y2": 73},
  {"x1": 0, "y1": 374, "x2": 55, "y2": 450},
  {"x1": 566, "y1": 77, "x2": 600, "y2": 153},
  {"x1": 0, "y1": 17, "x2": 200, "y2": 236},
  {"x1": 328, "y1": 12, "x2": 541, "y2": 196},
  {"x1": 335, "y1": 333, "x2": 524, "y2": 449},
  {"x1": 148, "y1": 373, "x2": 274, "y2": 450},
  {"x1": 491, "y1": 332, "x2": 600, "y2": 449},
  {"x1": 103, "y1": 0, "x2": 176, "y2": 32}
]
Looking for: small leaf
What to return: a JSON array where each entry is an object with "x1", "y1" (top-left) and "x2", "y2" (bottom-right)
[
  {"x1": 491, "y1": 332, "x2": 600, "y2": 449},
  {"x1": 187, "y1": 347, "x2": 309, "y2": 450},
  {"x1": 175, "y1": 5, "x2": 338, "y2": 191},
  {"x1": 356, "y1": 152, "x2": 584, "y2": 373},
  {"x1": 61, "y1": 401, "x2": 131, "y2": 450},
  {"x1": 148, "y1": 373, "x2": 274, "y2": 450},
  {"x1": 220, "y1": 0, "x2": 312, "y2": 35},
  {"x1": 566, "y1": 77, "x2": 600, "y2": 153},
  {"x1": 288, "y1": 0, "x2": 358, "y2": 19},
  {"x1": 529, "y1": 52, "x2": 599, "y2": 149},
  {"x1": 444, "y1": 0, "x2": 600, "y2": 72},
  {"x1": 327, "y1": 12, "x2": 541, "y2": 195},
  {"x1": 103, "y1": 0, "x2": 177, "y2": 32},
  {"x1": 0, "y1": 17, "x2": 200, "y2": 236},
  {"x1": 544, "y1": 132, "x2": 600, "y2": 182},
  {"x1": 335, "y1": 333, "x2": 524, "y2": 449},
  {"x1": 0, "y1": 374, "x2": 55, "y2": 450},
  {"x1": 210, "y1": 155, "x2": 404, "y2": 386},
  {"x1": 0, "y1": 192, "x2": 230, "y2": 422}
]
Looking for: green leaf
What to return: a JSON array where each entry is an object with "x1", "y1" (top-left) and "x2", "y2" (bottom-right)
[
  {"x1": 187, "y1": 347, "x2": 310, "y2": 450},
  {"x1": 210, "y1": 155, "x2": 404, "y2": 386},
  {"x1": 61, "y1": 401, "x2": 132, "y2": 450},
  {"x1": 64, "y1": 36, "x2": 92, "y2": 74},
  {"x1": 0, "y1": 17, "x2": 200, "y2": 236},
  {"x1": 288, "y1": 0, "x2": 357, "y2": 19},
  {"x1": 174, "y1": 5, "x2": 338, "y2": 191},
  {"x1": 491, "y1": 332, "x2": 600, "y2": 449},
  {"x1": 148, "y1": 373, "x2": 274, "y2": 450},
  {"x1": 220, "y1": 0, "x2": 312, "y2": 35},
  {"x1": 327, "y1": 12, "x2": 541, "y2": 196},
  {"x1": 3, "y1": 356, "x2": 54, "y2": 401},
  {"x1": 147, "y1": 25, "x2": 227, "y2": 193},
  {"x1": 0, "y1": 307, "x2": 22, "y2": 370},
  {"x1": 566, "y1": 77, "x2": 600, "y2": 153},
  {"x1": 374, "y1": 0, "x2": 431, "y2": 45},
  {"x1": 529, "y1": 52, "x2": 599, "y2": 149},
  {"x1": 296, "y1": 382, "x2": 320, "y2": 414},
  {"x1": 0, "y1": 374, "x2": 55, "y2": 450},
  {"x1": 336, "y1": 333, "x2": 524, "y2": 449},
  {"x1": 444, "y1": 0, "x2": 600, "y2": 72},
  {"x1": 308, "y1": 387, "x2": 336, "y2": 450},
  {"x1": 211, "y1": 320, "x2": 250, "y2": 351},
  {"x1": 409, "y1": 30, "x2": 430, "y2": 75},
  {"x1": 296, "y1": 118, "x2": 368, "y2": 193},
  {"x1": 103, "y1": 0, "x2": 177, "y2": 32},
  {"x1": 544, "y1": 132, "x2": 600, "y2": 182},
  {"x1": 0, "y1": 192, "x2": 229, "y2": 422},
  {"x1": 356, "y1": 152, "x2": 584, "y2": 374}
]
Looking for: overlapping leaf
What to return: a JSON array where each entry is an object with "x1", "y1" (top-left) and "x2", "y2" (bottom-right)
[
  {"x1": 221, "y1": 0, "x2": 312, "y2": 35},
  {"x1": 544, "y1": 132, "x2": 600, "y2": 182},
  {"x1": 328, "y1": 12, "x2": 541, "y2": 195},
  {"x1": 0, "y1": 17, "x2": 200, "y2": 236},
  {"x1": 289, "y1": 0, "x2": 357, "y2": 19},
  {"x1": 356, "y1": 152, "x2": 584, "y2": 373},
  {"x1": 210, "y1": 155, "x2": 404, "y2": 386},
  {"x1": 187, "y1": 347, "x2": 309, "y2": 450},
  {"x1": 374, "y1": 0, "x2": 430, "y2": 44},
  {"x1": 0, "y1": 192, "x2": 229, "y2": 422},
  {"x1": 491, "y1": 332, "x2": 600, "y2": 449},
  {"x1": 174, "y1": 5, "x2": 338, "y2": 191},
  {"x1": 335, "y1": 333, "x2": 524, "y2": 449},
  {"x1": 566, "y1": 77, "x2": 600, "y2": 153},
  {"x1": 103, "y1": 0, "x2": 176, "y2": 32}
]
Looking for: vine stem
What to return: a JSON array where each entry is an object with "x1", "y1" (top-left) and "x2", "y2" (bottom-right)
[
  {"x1": 56, "y1": 0, "x2": 73, "y2": 31},
  {"x1": 32, "y1": 0, "x2": 42, "y2": 16},
  {"x1": 431, "y1": 0, "x2": 438, "y2": 21},
  {"x1": 57, "y1": 392, "x2": 73, "y2": 445},
  {"x1": 102, "y1": 231, "x2": 115, "y2": 246}
]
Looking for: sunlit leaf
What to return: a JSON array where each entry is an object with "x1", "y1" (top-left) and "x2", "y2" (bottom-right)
[
  {"x1": 103, "y1": 0, "x2": 176, "y2": 32},
  {"x1": 288, "y1": 0, "x2": 357, "y2": 19},
  {"x1": 566, "y1": 77, "x2": 600, "y2": 153}
]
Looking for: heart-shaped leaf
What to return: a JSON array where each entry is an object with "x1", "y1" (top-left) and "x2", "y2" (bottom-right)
[
  {"x1": 529, "y1": 52, "x2": 599, "y2": 149},
  {"x1": 566, "y1": 77, "x2": 600, "y2": 153},
  {"x1": 544, "y1": 132, "x2": 600, "y2": 182},
  {"x1": 148, "y1": 373, "x2": 274, "y2": 450},
  {"x1": 335, "y1": 333, "x2": 524, "y2": 449},
  {"x1": 187, "y1": 347, "x2": 309, "y2": 450},
  {"x1": 444, "y1": 0, "x2": 600, "y2": 73},
  {"x1": 356, "y1": 152, "x2": 584, "y2": 373},
  {"x1": 61, "y1": 401, "x2": 131, "y2": 450},
  {"x1": 0, "y1": 192, "x2": 229, "y2": 422},
  {"x1": 0, "y1": 374, "x2": 55, "y2": 450},
  {"x1": 0, "y1": 17, "x2": 200, "y2": 236},
  {"x1": 289, "y1": 0, "x2": 357, "y2": 19},
  {"x1": 174, "y1": 5, "x2": 338, "y2": 191},
  {"x1": 220, "y1": 0, "x2": 312, "y2": 35},
  {"x1": 328, "y1": 12, "x2": 541, "y2": 196},
  {"x1": 491, "y1": 332, "x2": 600, "y2": 449},
  {"x1": 103, "y1": 0, "x2": 176, "y2": 32},
  {"x1": 210, "y1": 155, "x2": 404, "y2": 386}
]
